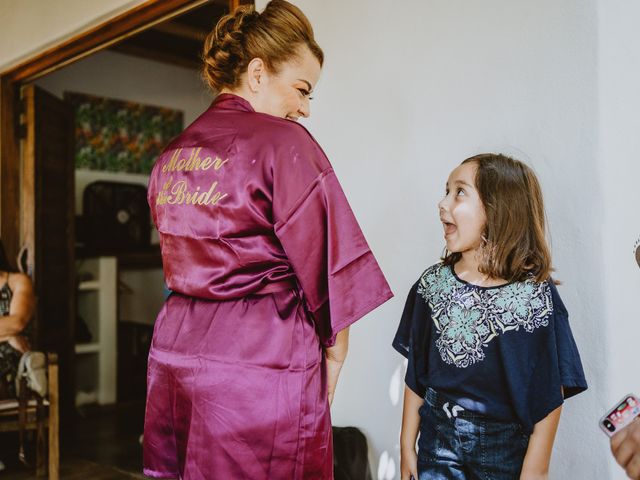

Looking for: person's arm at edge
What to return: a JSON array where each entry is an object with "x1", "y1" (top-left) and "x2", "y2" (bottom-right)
[
  {"x1": 610, "y1": 417, "x2": 640, "y2": 480},
  {"x1": 0, "y1": 273, "x2": 34, "y2": 339}
]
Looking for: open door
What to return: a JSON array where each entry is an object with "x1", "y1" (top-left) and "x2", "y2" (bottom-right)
[{"x1": 21, "y1": 84, "x2": 76, "y2": 432}]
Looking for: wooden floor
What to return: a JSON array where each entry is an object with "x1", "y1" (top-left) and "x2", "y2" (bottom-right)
[
  {"x1": 1, "y1": 401, "x2": 150, "y2": 479},
  {"x1": 2, "y1": 458, "x2": 147, "y2": 479}
]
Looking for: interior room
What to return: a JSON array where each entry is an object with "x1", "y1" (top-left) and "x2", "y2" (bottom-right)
[{"x1": 1, "y1": 0, "x2": 639, "y2": 479}]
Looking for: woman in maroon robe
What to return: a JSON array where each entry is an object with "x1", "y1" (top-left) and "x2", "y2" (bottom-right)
[{"x1": 143, "y1": 1, "x2": 392, "y2": 478}]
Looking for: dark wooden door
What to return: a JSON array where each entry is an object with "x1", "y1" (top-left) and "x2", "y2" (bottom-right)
[{"x1": 22, "y1": 84, "x2": 76, "y2": 431}]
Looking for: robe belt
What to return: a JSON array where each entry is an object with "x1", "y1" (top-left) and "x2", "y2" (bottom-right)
[{"x1": 252, "y1": 278, "x2": 298, "y2": 296}]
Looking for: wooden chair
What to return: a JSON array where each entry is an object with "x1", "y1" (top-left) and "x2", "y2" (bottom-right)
[{"x1": 0, "y1": 353, "x2": 59, "y2": 479}]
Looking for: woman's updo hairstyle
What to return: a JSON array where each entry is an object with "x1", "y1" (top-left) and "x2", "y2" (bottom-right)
[{"x1": 202, "y1": 0, "x2": 324, "y2": 92}]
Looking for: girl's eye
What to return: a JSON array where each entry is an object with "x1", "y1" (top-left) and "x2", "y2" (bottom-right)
[
  {"x1": 456, "y1": 188, "x2": 465, "y2": 196},
  {"x1": 297, "y1": 88, "x2": 311, "y2": 98}
]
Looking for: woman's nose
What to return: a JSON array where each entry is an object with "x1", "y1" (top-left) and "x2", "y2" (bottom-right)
[{"x1": 298, "y1": 99, "x2": 310, "y2": 118}]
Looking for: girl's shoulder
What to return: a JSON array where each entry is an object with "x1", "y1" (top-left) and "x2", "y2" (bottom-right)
[
  {"x1": 415, "y1": 262, "x2": 455, "y2": 303},
  {"x1": 420, "y1": 262, "x2": 451, "y2": 280},
  {"x1": 417, "y1": 261, "x2": 449, "y2": 283}
]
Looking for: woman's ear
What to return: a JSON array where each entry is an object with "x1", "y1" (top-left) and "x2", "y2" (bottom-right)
[{"x1": 247, "y1": 57, "x2": 267, "y2": 93}]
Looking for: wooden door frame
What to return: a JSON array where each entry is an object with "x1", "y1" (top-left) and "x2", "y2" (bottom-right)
[{"x1": 0, "y1": 0, "x2": 249, "y2": 262}]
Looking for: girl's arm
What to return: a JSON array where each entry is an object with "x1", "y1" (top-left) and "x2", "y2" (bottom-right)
[
  {"x1": 401, "y1": 385, "x2": 422, "y2": 480},
  {"x1": 325, "y1": 327, "x2": 349, "y2": 406},
  {"x1": 0, "y1": 273, "x2": 34, "y2": 339},
  {"x1": 519, "y1": 404, "x2": 562, "y2": 480}
]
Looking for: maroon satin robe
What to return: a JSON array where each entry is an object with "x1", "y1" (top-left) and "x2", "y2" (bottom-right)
[{"x1": 143, "y1": 94, "x2": 392, "y2": 479}]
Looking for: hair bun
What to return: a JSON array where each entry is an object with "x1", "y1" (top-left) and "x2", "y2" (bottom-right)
[
  {"x1": 201, "y1": 0, "x2": 323, "y2": 93},
  {"x1": 202, "y1": 6, "x2": 258, "y2": 92}
]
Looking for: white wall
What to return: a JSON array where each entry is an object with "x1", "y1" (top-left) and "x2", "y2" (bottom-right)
[
  {"x1": 598, "y1": 0, "x2": 640, "y2": 478},
  {"x1": 34, "y1": 49, "x2": 212, "y2": 127},
  {"x1": 0, "y1": 0, "x2": 146, "y2": 72},
  {"x1": 256, "y1": 0, "x2": 612, "y2": 478}
]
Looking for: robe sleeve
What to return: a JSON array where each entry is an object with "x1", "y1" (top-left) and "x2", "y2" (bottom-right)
[
  {"x1": 392, "y1": 281, "x2": 431, "y2": 398},
  {"x1": 272, "y1": 127, "x2": 392, "y2": 348}
]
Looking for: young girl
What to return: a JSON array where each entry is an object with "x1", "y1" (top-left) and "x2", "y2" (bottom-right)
[{"x1": 393, "y1": 154, "x2": 587, "y2": 480}]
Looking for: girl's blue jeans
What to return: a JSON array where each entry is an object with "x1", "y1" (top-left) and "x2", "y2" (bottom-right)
[{"x1": 417, "y1": 388, "x2": 530, "y2": 480}]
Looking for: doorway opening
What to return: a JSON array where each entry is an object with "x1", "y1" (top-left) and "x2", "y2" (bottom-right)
[{"x1": 0, "y1": 1, "x2": 252, "y2": 477}]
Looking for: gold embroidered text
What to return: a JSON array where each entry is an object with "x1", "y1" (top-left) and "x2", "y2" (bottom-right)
[
  {"x1": 156, "y1": 176, "x2": 228, "y2": 206},
  {"x1": 162, "y1": 148, "x2": 228, "y2": 173}
]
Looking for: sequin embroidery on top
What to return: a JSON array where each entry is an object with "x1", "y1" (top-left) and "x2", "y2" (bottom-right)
[{"x1": 417, "y1": 263, "x2": 553, "y2": 368}]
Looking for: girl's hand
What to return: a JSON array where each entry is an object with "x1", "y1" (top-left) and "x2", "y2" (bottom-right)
[
  {"x1": 519, "y1": 404, "x2": 561, "y2": 480},
  {"x1": 400, "y1": 446, "x2": 418, "y2": 480},
  {"x1": 400, "y1": 386, "x2": 423, "y2": 480}
]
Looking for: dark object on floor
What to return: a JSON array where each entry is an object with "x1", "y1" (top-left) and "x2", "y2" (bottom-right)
[{"x1": 333, "y1": 426, "x2": 372, "y2": 480}]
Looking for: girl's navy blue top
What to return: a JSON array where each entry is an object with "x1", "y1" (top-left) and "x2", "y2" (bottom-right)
[{"x1": 392, "y1": 263, "x2": 587, "y2": 433}]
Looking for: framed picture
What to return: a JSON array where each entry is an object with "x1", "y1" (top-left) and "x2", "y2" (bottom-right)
[{"x1": 65, "y1": 92, "x2": 183, "y2": 174}]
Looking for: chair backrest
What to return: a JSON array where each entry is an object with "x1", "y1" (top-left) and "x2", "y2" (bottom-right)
[{"x1": 16, "y1": 351, "x2": 47, "y2": 397}]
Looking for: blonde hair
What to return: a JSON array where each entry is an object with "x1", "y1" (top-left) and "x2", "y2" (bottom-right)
[
  {"x1": 442, "y1": 154, "x2": 553, "y2": 283},
  {"x1": 202, "y1": 0, "x2": 324, "y2": 92}
]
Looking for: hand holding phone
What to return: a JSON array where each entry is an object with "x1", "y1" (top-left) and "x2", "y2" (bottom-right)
[{"x1": 600, "y1": 393, "x2": 640, "y2": 437}]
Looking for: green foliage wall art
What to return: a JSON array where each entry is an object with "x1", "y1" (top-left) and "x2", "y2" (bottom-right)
[{"x1": 65, "y1": 92, "x2": 183, "y2": 174}]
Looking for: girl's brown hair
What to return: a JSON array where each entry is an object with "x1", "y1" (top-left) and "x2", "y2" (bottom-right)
[
  {"x1": 202, "y1": 0, "x2": 324, "y2": 92},
  {"x1": 443, "y1": 153, "x2": 553, "y2": 283}
]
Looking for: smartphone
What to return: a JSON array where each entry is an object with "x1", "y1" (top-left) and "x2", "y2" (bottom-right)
[{"x1": 600, "y1": 393, "x2": 640, "y2": 437}]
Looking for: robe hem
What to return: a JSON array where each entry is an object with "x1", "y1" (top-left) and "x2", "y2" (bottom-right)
[{"x1": 143, "y1": 467, "x2": 179, "y2": 479}]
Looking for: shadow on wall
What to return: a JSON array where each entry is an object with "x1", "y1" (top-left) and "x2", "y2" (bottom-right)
[{"x1": 376, "y1": 359, "x2": 407, "y2": 480}]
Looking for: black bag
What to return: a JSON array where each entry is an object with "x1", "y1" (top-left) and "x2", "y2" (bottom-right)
[{"x1": 333, "y1": 426, "x2": 373, "y2": 480}]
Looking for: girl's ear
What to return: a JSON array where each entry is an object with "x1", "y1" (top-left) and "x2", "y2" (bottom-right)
[{"x1": 247, "y1": 57, "x2": 267, "y2": 93}]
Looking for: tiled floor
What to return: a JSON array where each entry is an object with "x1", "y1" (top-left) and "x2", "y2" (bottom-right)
[{"x1": 1, "y1": 402, "x2": 148, "y2": 479}]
